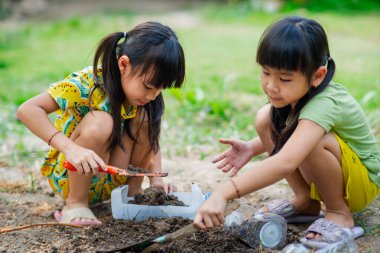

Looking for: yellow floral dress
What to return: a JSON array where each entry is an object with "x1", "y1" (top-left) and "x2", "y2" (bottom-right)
[{"x1": 42, "y1": 66, "x2": 137, "y2": 204}]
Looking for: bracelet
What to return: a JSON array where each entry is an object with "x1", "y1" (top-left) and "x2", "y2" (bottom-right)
[
  {"x1": 48, "y1": 131, "x2": 60, "y2": 146},
  {"x1": 230, "y1": 177, "x2": 241, "y2": 199}
]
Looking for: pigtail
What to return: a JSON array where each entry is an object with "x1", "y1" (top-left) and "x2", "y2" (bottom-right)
[
  {"x1": 92, "y1": 32, "x2": 126, "y2": 151},
  {"x1": 144, "y1": 94, "x2": 164, "y2": 152}
]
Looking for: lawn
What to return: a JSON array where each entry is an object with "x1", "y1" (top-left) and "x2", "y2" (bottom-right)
[{"x1": 0, "y1": 3, "x2": 379, "y2": 159}]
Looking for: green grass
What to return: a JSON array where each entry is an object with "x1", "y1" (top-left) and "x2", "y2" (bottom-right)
[{"x1": 0, "y1": 4, "x2": 379, "y2": 158}]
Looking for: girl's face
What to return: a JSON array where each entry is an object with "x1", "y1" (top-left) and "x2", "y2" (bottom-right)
[
  {"x1": 119, "y1": 56, "x2": 162, "y2": 106},
  {"x1": 260, "y1": 66, "x2": 311, "y2": 109}
]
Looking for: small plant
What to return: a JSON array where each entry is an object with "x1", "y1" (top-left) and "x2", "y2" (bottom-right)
[{"x1": 28, "y1": 172, "x2": 36, "y2": 193}]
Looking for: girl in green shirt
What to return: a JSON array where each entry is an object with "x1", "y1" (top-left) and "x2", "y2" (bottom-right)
[{"x1": 194, "y1": 16, "x2": 380, "y2": 250}]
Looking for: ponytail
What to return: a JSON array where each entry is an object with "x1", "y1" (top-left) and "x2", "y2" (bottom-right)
[{"x1": 91, "y1": 32, "x2": 126, "y2": 151}]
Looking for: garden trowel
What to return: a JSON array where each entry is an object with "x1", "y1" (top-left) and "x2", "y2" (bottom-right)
[{"x1": 63, "y1": 161, "x2": 168, "y2": 177}]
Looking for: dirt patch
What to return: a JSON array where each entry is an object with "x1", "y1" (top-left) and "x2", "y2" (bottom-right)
[
  {"x1": 0, "y1": 156, "x2": 380, "y2": 252},
  {"x1": 0, "y1": 192, "x2": 295, "y2": 253},
  {"x1": 128, "y1": 186, "x2": 185, "y2": 206},
  {"x1": 1, "y1": 156, "x2": 380, "y2": 252}
]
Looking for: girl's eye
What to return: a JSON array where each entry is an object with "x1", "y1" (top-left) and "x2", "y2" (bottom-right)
[
  {"x1": 263, "y1": 71, "x2": 270, "y2": 76},
  {"x1": 280, "y1": 78, "x2": 291, "y2": 82}
]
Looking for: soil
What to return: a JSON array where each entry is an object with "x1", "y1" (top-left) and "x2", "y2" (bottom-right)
[
  {"x1": 126, "y1": 165, "x2": 149, "y2": 174},
  {"x1": 0, "y1": 192, "x2": 299, "y2": 253},
  {"x1": 128, "y1": 186, "x2": 185, "y2": 206},
  {"x1": 1, "y1": 156, "x2": 379, "y2": 252}
]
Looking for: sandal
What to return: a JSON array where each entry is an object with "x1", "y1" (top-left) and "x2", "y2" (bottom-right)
[
  {"x1": 300, "y1": 218, "x2": 364, "y2": 249},
  {"x1": 255, "y1": 199, "x2": 324, "y2": 223},
  {"x1": 54, "y1": 207, "x2": 102, "y2": 226}
]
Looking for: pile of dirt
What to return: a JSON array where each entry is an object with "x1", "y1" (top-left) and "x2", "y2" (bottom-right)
[
  {"x1": 126, "y1": 164, "x2": 150, "y2": 174},
  {"x1": 128, "y1": 186, "x2": 185, "y2": 206}
]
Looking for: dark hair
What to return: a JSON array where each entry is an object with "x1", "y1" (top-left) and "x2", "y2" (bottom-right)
[
  {"x1": 91, "y1": 22, "x2": 185, "y2": 152},
  {"x1": 256, "y1": 16, "x2": 335, "y2": 155}
]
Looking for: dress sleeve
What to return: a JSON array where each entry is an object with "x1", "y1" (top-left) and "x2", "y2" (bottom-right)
[{"x1": 47, "y1": 69, "x2": 92, "y2": 111}]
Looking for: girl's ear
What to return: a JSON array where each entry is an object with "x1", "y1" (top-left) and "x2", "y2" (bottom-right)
[
  {"x1": 118, "y1": 55, "x2": 131, "y2": 73},
  {"x1": 311, "y1": 66, "x2": 327, "y2": 88}
]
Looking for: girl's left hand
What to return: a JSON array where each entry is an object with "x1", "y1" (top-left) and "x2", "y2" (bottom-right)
[{"x1": 193, "y1": 193, "x2": 227, "y2": 229}]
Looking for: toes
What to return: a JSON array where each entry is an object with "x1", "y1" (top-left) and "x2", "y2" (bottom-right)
[{"x1": 306, "y1": 232, "x2": 316, "y2": 239}]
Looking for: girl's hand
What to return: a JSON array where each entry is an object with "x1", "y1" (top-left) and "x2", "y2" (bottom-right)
[
  {"x1": 212, "y1": 138, "x2": 255, "y2": 177},
  {"x1": 63, "y1": 143, "x2": 106, "y2": 175},
  {"x1": 150, "y1": 177, "x2": 177, "y2": 193},
  {"x1": 193, "y1": 193, "x2": 228, "y2": 229}
]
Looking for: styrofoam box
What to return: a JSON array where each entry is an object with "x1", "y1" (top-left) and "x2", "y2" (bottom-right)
[{"x1": 111, "y1": 184, "x2": 204, "y2": 221}]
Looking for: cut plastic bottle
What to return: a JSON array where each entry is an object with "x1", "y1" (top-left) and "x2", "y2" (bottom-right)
[{"x1": 225, "y1": 212, "x2": 287, "y2": 250}]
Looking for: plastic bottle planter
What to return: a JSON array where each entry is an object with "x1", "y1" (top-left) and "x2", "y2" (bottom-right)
[
  {"x1": 225, "y1": 212, "x2": 287, "y2": 250},
  {"x1": 111, "y1": 184, "x2": 204, "y2": 221}
]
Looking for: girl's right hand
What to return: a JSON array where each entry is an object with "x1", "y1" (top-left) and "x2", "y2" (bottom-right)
[
  {"x1": 212, "y1": 138, "x2": 255, "y2": 177},
  {"x1": 193, "y1": 193, "x2": 228, "y2": 229},
  {"x1": 63, "y1": 144, "x2": 107, "y2": 175}
]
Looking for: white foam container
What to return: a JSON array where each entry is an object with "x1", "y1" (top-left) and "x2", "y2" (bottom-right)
[{"x1": 111, "y1": 184, "x2": 204, "y2": 221}]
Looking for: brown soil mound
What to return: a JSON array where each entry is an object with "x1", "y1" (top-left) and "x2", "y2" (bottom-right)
[{"x1": 128, "y1": 186, "x2": 186, "y2": 206}]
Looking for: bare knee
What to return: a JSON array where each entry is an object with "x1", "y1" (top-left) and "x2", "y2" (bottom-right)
[
  {"x1": 305, "y1": 133, "x2": 341, "y2": 162},
  {"x1": 77, "y1": 111, "x2": 114, "y2": 144}
]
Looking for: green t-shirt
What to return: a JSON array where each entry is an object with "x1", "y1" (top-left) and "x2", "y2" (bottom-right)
[{"x1": 299, "y1": 82, "x2": 380, "y2": 187}]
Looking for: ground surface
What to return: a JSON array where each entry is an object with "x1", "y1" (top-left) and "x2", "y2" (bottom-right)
[{"x1": 0, "y1": 156, "x2": 380, "y2": 252}]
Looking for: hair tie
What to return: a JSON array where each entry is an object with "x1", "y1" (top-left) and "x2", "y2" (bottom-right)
[{"x1": 324, "y1": 56, "x2": 332, "y2": 67}]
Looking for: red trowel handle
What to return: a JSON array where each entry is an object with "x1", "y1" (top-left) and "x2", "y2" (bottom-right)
[{"x1": 63, "y1": 161, "x2": 117, "y2": 175}]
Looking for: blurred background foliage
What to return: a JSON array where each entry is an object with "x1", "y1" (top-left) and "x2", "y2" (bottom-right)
[{"x1": 0, "y1": 0, "x2": 379, "y2": 161}]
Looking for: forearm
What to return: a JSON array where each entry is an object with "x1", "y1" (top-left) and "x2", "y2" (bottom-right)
[
  {"x1": 215, "y1": 155, "x2": 292, "y2": 201},
  {"x1": 16, "y1": 103, "x2": 74, "y2": 153}
]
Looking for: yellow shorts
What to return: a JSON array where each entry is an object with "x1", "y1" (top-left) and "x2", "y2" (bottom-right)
[{"x1": 310, "y1": 134, "x2": 380, "y2": 212}]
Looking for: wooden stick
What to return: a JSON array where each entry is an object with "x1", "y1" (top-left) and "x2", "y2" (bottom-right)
[{"x1": 0, "y1": 222, "x2": 82, "y2": 234}]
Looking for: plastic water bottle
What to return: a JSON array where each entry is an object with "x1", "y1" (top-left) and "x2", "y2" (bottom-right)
[
  {"x1": 224, "y1": 211, "x2": 244, "y2": 228},
  {"x1": 281, "y1": 243, "x2": 310, "y2": 253},
  {"x1": 191, "y1": 183, "x2": 205, "y2": 202},
  {"x1": 315, "y1": 226, "x2": 362, "y2": 253},
  {"x1": 315, "y1": 238, "x2": 358, "y2": 253},
  {"x1": 226, "y1": 212, "x2": 287, "y2": 250},
  {"x1": 203, "y1": 192, "x2": 212, "y2": 201}
]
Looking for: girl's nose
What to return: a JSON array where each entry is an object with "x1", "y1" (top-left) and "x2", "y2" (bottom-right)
[
  {"x1": 147, "y1": 88, "x2": 161, "y2": 100},
  {"x1": 266, "y1": 81, "x2": 279, "y2": 93}
]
